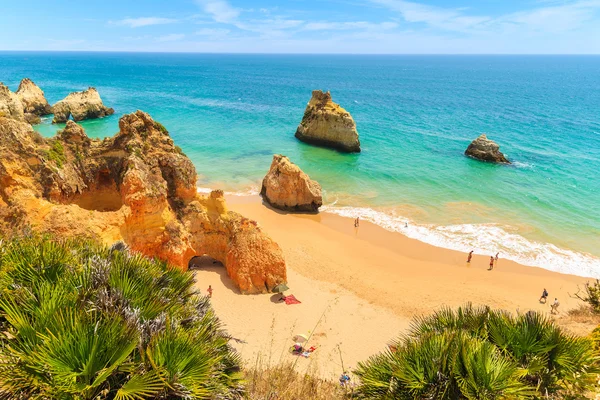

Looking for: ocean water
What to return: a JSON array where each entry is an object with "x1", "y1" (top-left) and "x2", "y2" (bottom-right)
[{"x1": 1, "y1": 52, "x2": 598, "y2": 277}]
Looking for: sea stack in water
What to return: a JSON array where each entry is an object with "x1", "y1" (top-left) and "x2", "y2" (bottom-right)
[
  {"x1": 0, "y1": 83, "x2": 25, "y2": 122},
  {"x1": 465, "y1": 134, "x2": 510, "y2": 164},
  {"x1": 0, "y1": 111, "x2": 286, "y2": 294},
  {"x1": 295, "y1": 90, "x2": 360, "y2": 153},
  {"x1": 261, "y1": 154, "x2": 323, "y2": 212},
  {"x1": 52, "y1": 87, "x2": 114, "y2": 123},
  {"x1": 15, "y1": 78, "x2": 52, "y2": 124}
]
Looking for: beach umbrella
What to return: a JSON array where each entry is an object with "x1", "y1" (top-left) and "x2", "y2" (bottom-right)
[
  {"x1": 272, "y1": 283, "x2": 289, "y2": 293},
  {"x1": 293, "y1": 333, "x2": 309, "y2": 343}
]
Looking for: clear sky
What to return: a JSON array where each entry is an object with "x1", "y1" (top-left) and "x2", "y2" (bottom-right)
[{"x1": 1, "y1": 0, "x2": 599, "y2": 53}]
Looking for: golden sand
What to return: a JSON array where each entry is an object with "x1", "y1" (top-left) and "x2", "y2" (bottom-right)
[{"x1": 193, "y1": 195, "x2": 593, "y2": 379}]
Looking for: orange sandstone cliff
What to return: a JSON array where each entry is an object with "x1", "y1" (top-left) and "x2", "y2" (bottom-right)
[{"x1": 0, "y1": 111, "x2": 286, "y2": 294}]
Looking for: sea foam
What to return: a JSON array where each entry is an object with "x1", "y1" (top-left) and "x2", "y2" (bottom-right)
[
  {"x1": 321, "y1": 205, "x2": 600, "y2": 279},
  {"x1": 201, "y1": 186, "x2": 599, "y2": 278}
]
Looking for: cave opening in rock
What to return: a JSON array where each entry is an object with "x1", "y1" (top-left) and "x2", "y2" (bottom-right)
[
  {"x1": 72, "y1": 169, "x2": 124, "y2": 212},
  {"x1": 188, "y1": 255, "x2": 224, "y2": 270}
]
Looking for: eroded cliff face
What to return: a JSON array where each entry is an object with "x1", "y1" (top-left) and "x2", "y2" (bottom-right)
[
  {"x1": 295, "y1": 90, "x2": 360, "y2": 153},
  {"x1": 0, "y1": 111, "x2": 286, "y2": 294},
  {"x1": 261, "y1": 154, "x2": 322, "y2": 212},
  {"x1": 15, "y1": 78, "x2": 52, "y2": 122},
  {"x1": 0, "y1": 83, "x2": 25, "y2": 122},
  {"x1": 52, "y1": 87, "x2": 114, "y2": 123}
]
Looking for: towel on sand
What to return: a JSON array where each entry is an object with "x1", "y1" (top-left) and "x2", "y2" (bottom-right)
[{"x1": 285, "y1": 295, "x2": 301, "y2": 305}]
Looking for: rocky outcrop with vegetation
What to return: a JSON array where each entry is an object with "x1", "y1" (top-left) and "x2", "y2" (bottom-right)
[
  {"x1": 465, "y1": 134, "x2": 510, "y2": 163},
  {"x1": 261, "y1": 154, "x2": 322, "y2": 212},
  {"x1": 295, "y1": 90, "x2": 360, "y2": 153},
  {"x1": 0, "y1": 110, "x2": 286, "y2": 294},
  {"x1": 52, "y1": 87, "x2": 114, "y2": 123}
]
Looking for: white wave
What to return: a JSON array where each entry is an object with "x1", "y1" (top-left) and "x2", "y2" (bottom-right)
[
  {"x1": 196, "y1": 186, "x2": 259, "y2": 196},
  {"x1": 512, "y1": 161, "x2": 535, "y2": 169},
  {"x1": 322, "y1": 205, "x2": 600, "y2": 279}
]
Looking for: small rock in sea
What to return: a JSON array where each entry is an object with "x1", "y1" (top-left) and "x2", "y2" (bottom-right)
[
  {"x1": 295, "y1": 90, "x2": 361, "y2": 153},
  {"x1": 465, "y1": 134, "x2": 510, "y2": 163}
]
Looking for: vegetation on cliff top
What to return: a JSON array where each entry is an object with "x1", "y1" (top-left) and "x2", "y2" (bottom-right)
[
  {"x1": 354, "y1": 304, "x2": 599, "y2": 399},
  {"x1": 0, "y1": 236, "x2": 242, "y2": 399}
]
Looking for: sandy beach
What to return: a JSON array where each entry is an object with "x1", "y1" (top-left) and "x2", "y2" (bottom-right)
[{"x1": 192, "y1": 194, "x2": 595, "y2": 380}]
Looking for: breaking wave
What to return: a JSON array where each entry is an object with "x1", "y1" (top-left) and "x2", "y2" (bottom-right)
[{"x1": 321, "y1": 205, "x2": 600, "y2": 279}]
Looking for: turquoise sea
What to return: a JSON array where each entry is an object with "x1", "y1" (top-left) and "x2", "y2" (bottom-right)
[{"x1": 1, "y1": 52, "x2": 599, "y2": 277}]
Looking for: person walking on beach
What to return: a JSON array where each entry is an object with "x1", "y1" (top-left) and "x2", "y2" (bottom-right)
[
  {"x1": 539, "y1": 288, "x2": 549, "y2": 303},
  {"x1": 467, "y1": 250, "x2": 474, "y2": 263},
  {"x1": 551, "y1": 298, "x2": 560, "y2": 314},
  {"x1": 488, "y1": 256, "x2": 494, "y2": 270},
  {"x1": 207, "y1": 285, "x2": 213, "y2": 298},
  {"x1": 495, "y1": 252, "x2": 500, "y2": 262},
  {"x1": 354, "y1": 217, "x2": 360, "y2": 228}
]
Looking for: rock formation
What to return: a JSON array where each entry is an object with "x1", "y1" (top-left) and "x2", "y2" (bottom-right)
[
  {"x1": 261, "y1": 155, "x2": 322, "y2": 212},
  {"x1": 15, "y1": 78, "x2": 52, "y2": 124},
  {"x1": 52, "y1": 87, "x2": 114, "y2": 123},
  {"x1": 0, "y1": 83, "x2": 25, "y2": 122},
  {"x1": 295, "y1": 90, "x2": 361, "y2": 153},
  {"x1": 465, "y1": 134, "x2": 510, "y2": 164},
  {"x1": 0, "y1": 111, "x2": 286, "y2": 294}
]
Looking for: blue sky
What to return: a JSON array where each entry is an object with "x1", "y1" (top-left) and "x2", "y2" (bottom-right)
[{"x1": 1, "y1": 0, "x2": 599, "y2": 53}]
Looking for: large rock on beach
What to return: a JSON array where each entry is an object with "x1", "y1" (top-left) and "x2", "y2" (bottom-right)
[
  {"x1": 261, "y1": 154, "x2": 322, "y2": 212},
  {"x1": 295, "y1": 90, "x2": 360, "y2": 153},
  {"x1": 52, "y1": 87, "x2": 114, "y2": 123},
  {"x1": 0, "y1": 83, "x2": 25, "y2": 122},
  {"x1": 465, "y1": 134, "x2": 510, "y2": 164},
  {"x1": 0, "y1": 110, "x2": 287, "y2": 294},
  {"x1": 15, "y1": 78, "x2": 52, "y2": 122}
]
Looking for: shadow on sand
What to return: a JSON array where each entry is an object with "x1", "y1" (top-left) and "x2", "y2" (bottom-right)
[
  {"x1": 259, "y1": 196, "x2": 323, "y2": 218},
  {"x1": 189, "y1": 255, "x2": 240, "y2": 294},
  {"x1": 270, "y1": 293, "x2": 286, "y2": 304}
]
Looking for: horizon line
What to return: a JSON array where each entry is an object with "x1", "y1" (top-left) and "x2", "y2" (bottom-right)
[{"x1": 1, "y1": 50, "x2": 600, "y2": 56}]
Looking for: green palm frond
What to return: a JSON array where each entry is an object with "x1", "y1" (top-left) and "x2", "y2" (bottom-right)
[
  {"x1": 355, "y1": 304, "x2": 599, "y2": 399},
  {"x1": 0, "y1": 235, "x2": 242, "y2": 399},
  {"x1": 114, "y1": 370, "x2": 165, "y2": 400}
]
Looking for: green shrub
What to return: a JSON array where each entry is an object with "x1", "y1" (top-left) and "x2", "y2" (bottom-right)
[
  {"x1": 46, "y1": 139, "x2": 67, "y2": 167},
  {"x1": 575, "y1": 280, "x2": 600, "y2": 313},
  {"x1": 591, "y1": 326, "x2": 600, "y2": 352},
  {"x1": 0, "y1": 235, "x2": 242, "y2": 399},
  {"x1": 154, "y1": 121, "x2": 169, "y2": 135},
  {"x1": 354, "y1": 304, "x2": 599, "y2": 399}
]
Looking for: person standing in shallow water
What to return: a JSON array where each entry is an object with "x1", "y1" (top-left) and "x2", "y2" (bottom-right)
[
  {"x1": 495, "y1": 252, "x2": 500, "y2": 262},
  {"x1": 488, "y1": 256, "x2": 494, "y2": 270},
  {"x1": 467, "y1": 250, "x2": 474, "y2": 263}
]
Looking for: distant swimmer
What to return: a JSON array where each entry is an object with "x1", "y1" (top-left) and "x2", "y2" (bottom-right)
[
  {"x1": 539, "y1": 288, "x2": 548, "y2": 303},
  {"x1": 467, "y1": 250, "x2": 474, "y2": 263},
  {"x1": 550, "y1": 298, "x2": 560, "y2": 314},
  {"x1": 405, "y1": 222, "x2": 408, "y2": 228},
  {"x1": 488, "y1": 256, "x2": 494, "y2": 270}
]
